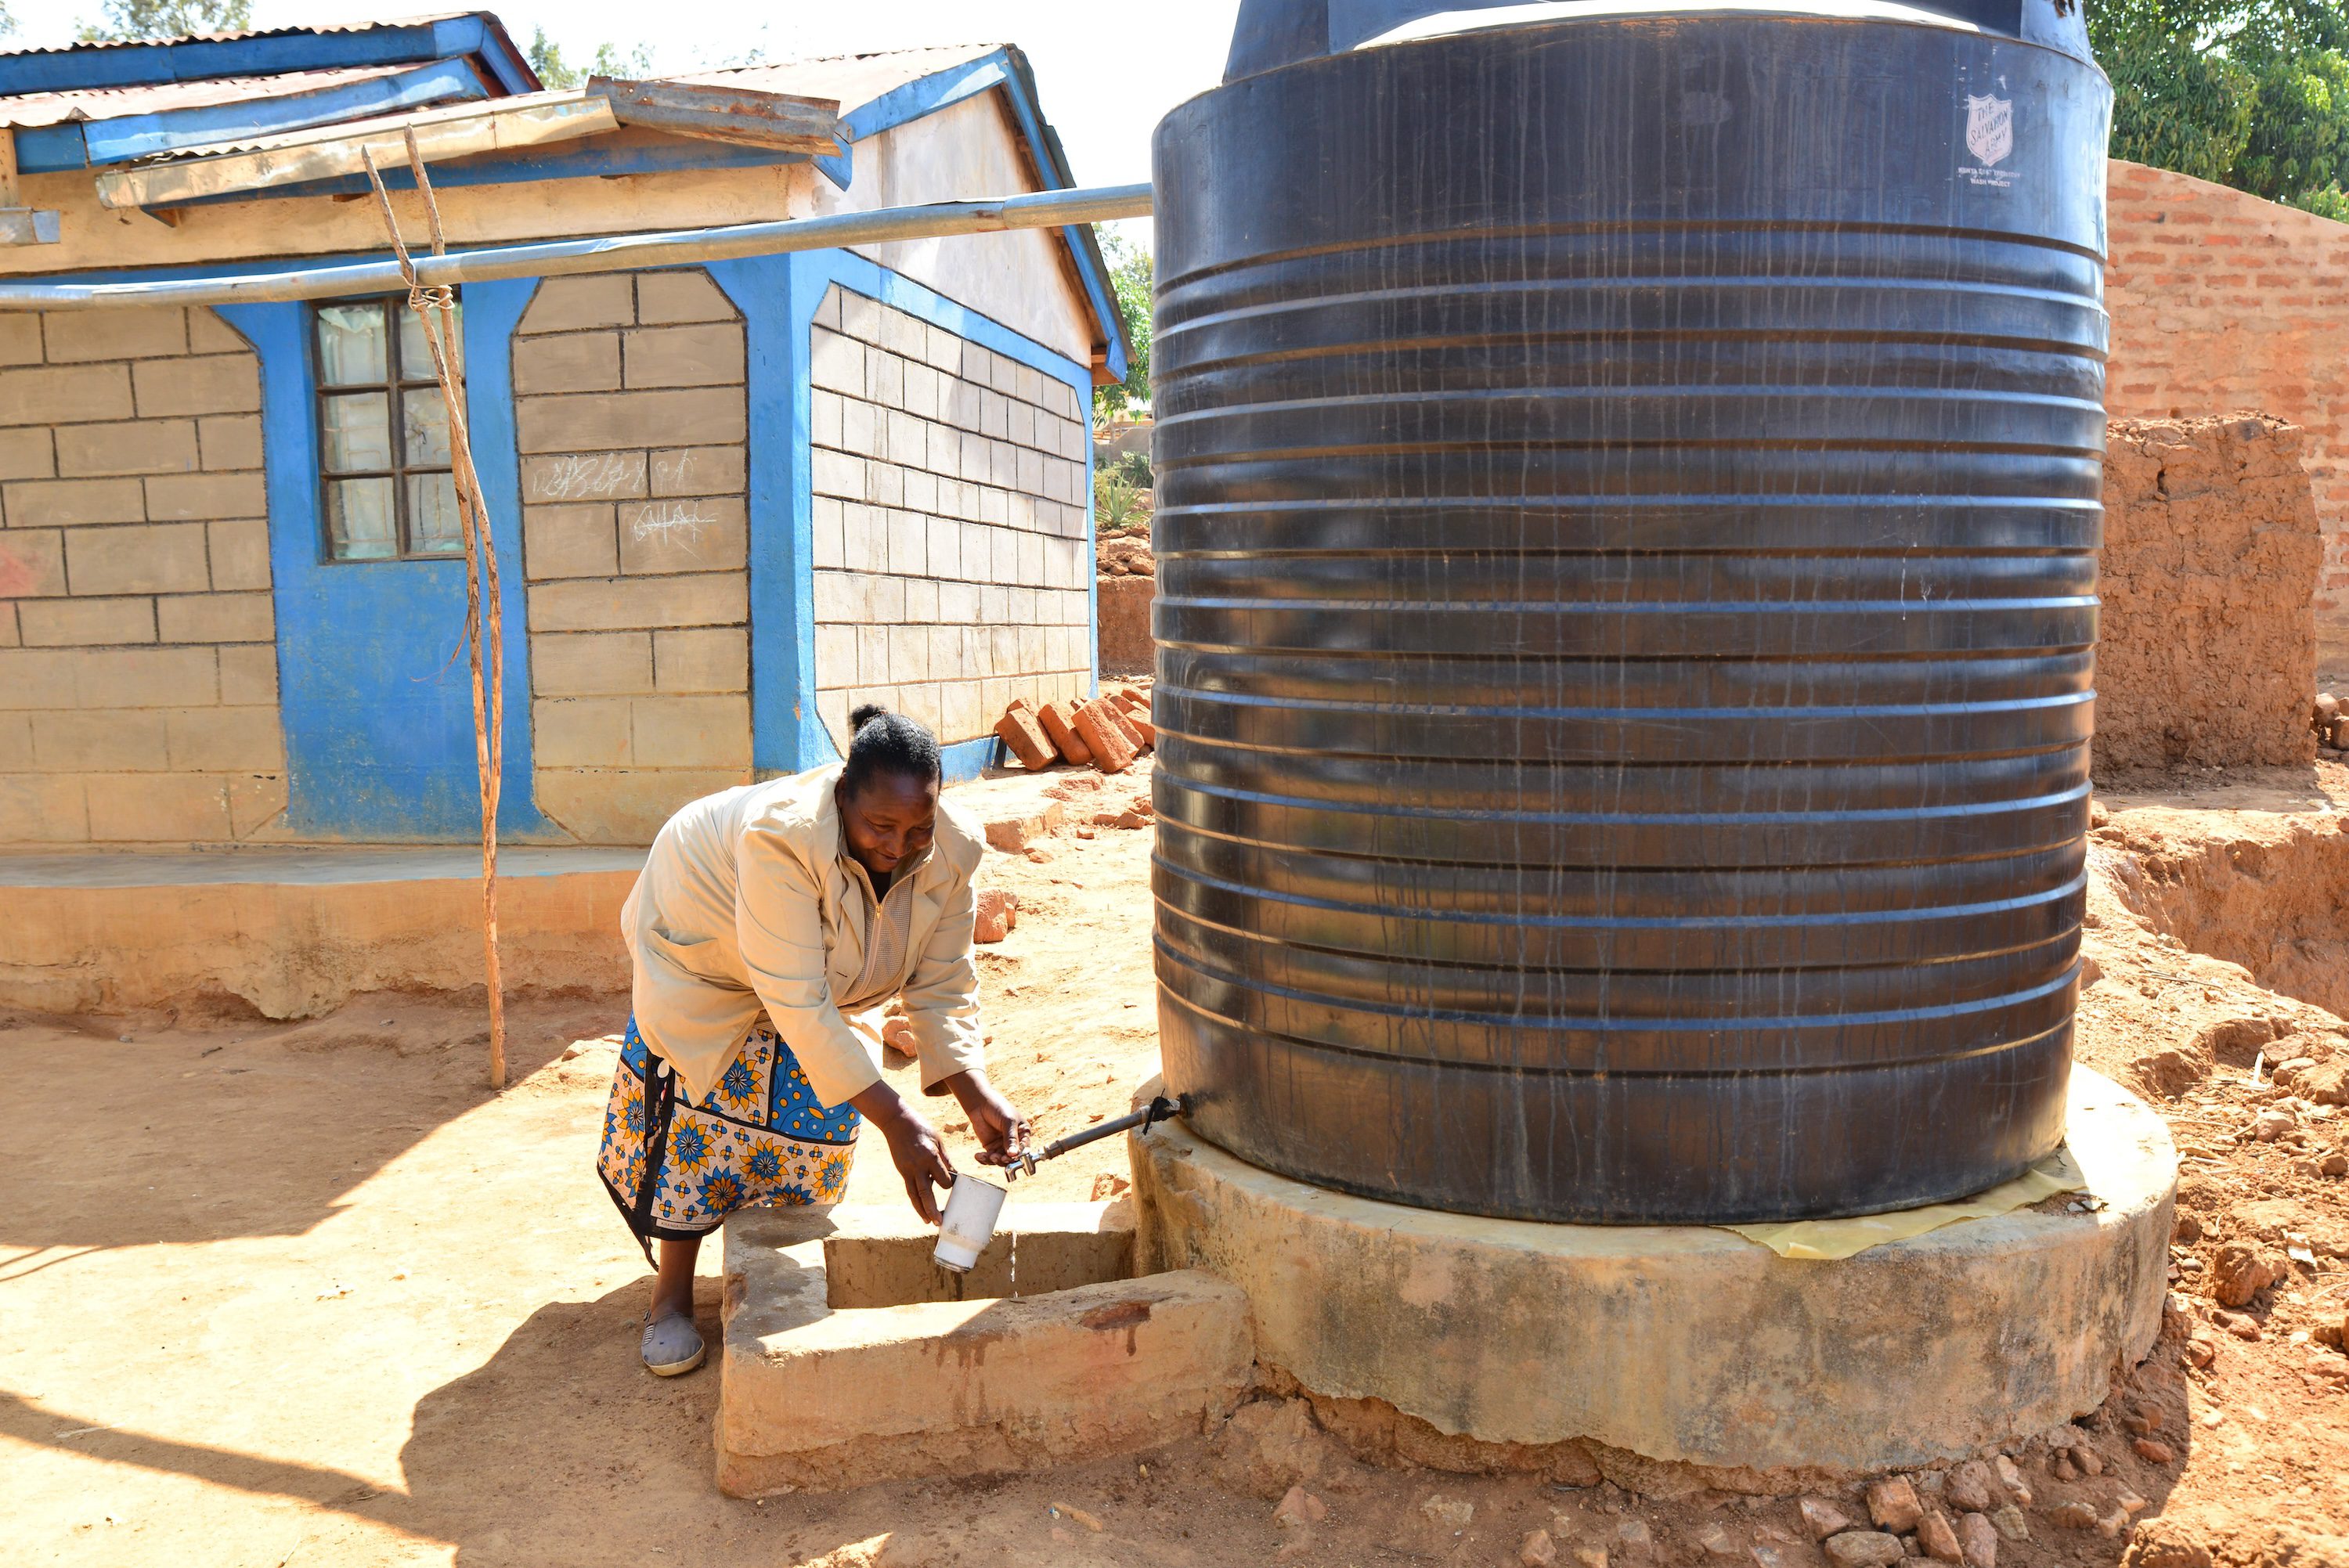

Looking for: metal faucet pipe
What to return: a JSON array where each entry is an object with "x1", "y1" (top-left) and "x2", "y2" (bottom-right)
[{"x1": 0, "y1": 182, "x2": 1155, "y2": 311}]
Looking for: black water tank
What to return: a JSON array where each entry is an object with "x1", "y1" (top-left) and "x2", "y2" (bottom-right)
[{"x1": 1149, "y1": 3, "x2": 2113, "y2": 1222}]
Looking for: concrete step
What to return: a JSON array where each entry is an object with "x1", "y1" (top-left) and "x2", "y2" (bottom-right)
[{"x1": 717, "y1": 1200, "x2": 1253, "y2": 1496}]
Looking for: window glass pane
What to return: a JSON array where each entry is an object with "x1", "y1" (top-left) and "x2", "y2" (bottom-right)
[
  {"x1": 316, "y1": 303, "x2": 388, "y2": 385},
  {"x1": 407, "y1": 472, "x2": 465, "y2": 555},
  {"x1": 402, "y1": 386, "x2": 453, "y2": 466},
  {"x1": 398, "y1": 300, "x2": 459, "y2": 380},
  {"x1": 327, "y1": 477, "x2": 398, "y2": 560},
  {"x1": 321, "y1": 391, "x2": 392, "y2": 471}
]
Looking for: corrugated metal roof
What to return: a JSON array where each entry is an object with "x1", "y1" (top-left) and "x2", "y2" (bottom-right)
[
  {"x1": 0, "y1": 11, "x2": 478, "y2": 58},
  {"x1": 123, "y1": 84, "x2": 590, "y2": 164},
  {"x1": 0, "y1": 62, "x2": 424, "y2": 128}
]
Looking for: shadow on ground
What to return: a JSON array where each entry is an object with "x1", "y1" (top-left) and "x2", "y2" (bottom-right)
[{"x1": 0, "y1": 993, "x2": 611, "y2": 1256}]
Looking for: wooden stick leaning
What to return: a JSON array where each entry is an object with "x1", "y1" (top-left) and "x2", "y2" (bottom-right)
[{"x1": 362, "y1": 138, "x2": 508, "y2": 1090}]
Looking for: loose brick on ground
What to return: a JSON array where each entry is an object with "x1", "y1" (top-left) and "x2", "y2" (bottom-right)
[
  {"x1": 1099, "y1": 700, "x2": 1147, "y2": 754},
  {"x1": 995, "y1": 702, "x2": 1055, "y2": 771},
  {"x1": 975, "y1": 887, "x2": 1019, "y2": 943},
  {"x1": 1074, "y1": 701, "x2": 1135, "y2": 773},
  {"x1": 1035, "y1": 700, "x2": 1092, "y2": 766}
]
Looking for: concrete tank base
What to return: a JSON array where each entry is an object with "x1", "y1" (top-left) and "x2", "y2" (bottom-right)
[{"x1": 1129, "y1": 1066, "x2": 2175, "y2": 1484}]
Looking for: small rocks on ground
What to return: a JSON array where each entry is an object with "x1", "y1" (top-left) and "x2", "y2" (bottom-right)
[
  {"x1": 2210, "y1": 1242, "x2": 2281, "y2": 1307},
  {"x1": 1915, "y1": 1509, "x2": 1964, "y2": 1563},
  {"x1": 2132, "y1": 1437, "x2": 2174, "y2": 1465},
  {"x1": 1273, "y1": 1485, "x2": 1327, "y2": 1529},
  {"x1": 1867, "y1": 1478, "x2": 1925, "y2": 1534},
  {"x1": 1991, "y1": 1457, "x2": 2029, "y2": 1508},
  {"x1": 1748, "y1": 1548, "x2": 1788, "y2": 1568},
  {"x1": 1944, "y1": 1461, "x2": 1995, "y2": 1514},
  {"x1": 1612, "y1": 1518, "x2": 1655, "y2": 1559},
  {"x1": 1800, "y1": 1498, "x2": 1856, "y2": 1539},
  {"x1": 972, "y1": 887, "x2": 1019, "y2": 944},
  {"x1": 2047, "y1": 1502, "x2": 2100, "y2": 1531},
  {"x1": 1954, "y1": 1511, "x2": 1997, "y2": 1568},
  {"x1": 1519, "y1": 1528, "x2": 1558, "y2": 1568},
  {"x1": 1420, "y1": 1494, "x2": 1474, "y2": 1531},
  {"x1": 1048, "y1": 1502, "x2": 1102, "y2": 1532},
  {"x1": 1698, "y1": 1523, "x2": 1743, "y2": 1558},
  {"x1": 1989, "y1": 1505, "x2": 2030, "y2": 1544},
  {"x1": 1822, "y1": 1530, "x2": 1906, "y2": 1568},
  {"x1": 1571, "y1": 1545, "x2": 1609, "y2": 1568}
]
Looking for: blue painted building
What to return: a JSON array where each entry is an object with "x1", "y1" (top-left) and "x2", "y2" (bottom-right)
[{"x1": 0, "y1": 15, "x2": 1128, "y2": 845}]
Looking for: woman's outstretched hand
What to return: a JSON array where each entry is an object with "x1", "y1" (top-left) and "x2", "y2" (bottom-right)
[
  {"x1": 943, "y1": 1069, "x2": 1032, "y2": 1167},
  {"x1": 850, "y1": 1081, "x2": 954, "y2": 1224}
]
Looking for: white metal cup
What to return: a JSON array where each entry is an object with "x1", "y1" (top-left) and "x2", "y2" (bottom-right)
[{"x1": 933, "y1": 1173, "x2": 1008, "y2": 1273}]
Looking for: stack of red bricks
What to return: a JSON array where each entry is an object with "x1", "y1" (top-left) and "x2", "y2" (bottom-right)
[{"x1": 994, "y1": 685, "x2": 1155, "y2": 774}]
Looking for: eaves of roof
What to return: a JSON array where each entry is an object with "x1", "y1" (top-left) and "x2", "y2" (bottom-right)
[{"x1": 0, "y1": 12, "x2": 535, "y2": 99}]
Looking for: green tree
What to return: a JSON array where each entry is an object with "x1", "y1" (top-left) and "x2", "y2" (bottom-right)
[
  {"x1": 526, "y1": 27, "x2": 655, "y2": 90},
  {"x1": 2091, "y1": 0, "x2": 2349, "y2": 218},
  {"x1": 1092, "y1": 229, "x2": 1153, "y2": 423},
  {"x1": 76, "y1": 0, "x2": 251, "y2": 41}
]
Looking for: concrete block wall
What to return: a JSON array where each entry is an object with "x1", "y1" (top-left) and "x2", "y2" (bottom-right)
[
  {"x1": 2105, "y1": 159, "x2": 2349, "y2": 674},
  {"x1": 807, "y1": 284, "x2": 1092, "y2": 750},
  {"x1": 512, "y1": 269, "x2": 752, "y2": 844},
  {"x1": 0, "y1": 305, "x2": 283, "y2": 845}
]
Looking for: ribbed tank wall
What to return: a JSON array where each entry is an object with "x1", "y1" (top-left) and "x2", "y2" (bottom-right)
[{"x1": 1148, "y1": 16, "x2": 2113, "y2": 1222}]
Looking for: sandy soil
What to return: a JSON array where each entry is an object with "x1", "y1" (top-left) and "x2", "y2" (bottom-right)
[{"x1": 2, "y1": 760, "x2": 2344, "y2": 1568}]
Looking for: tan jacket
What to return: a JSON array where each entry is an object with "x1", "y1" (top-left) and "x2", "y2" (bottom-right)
[{"x1": 621, "y1": 762, "x2": 987, "y2": 1109}]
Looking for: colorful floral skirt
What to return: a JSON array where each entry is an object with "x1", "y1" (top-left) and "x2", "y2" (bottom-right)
[{"x1": 597, "y1": 1016, "x2": 860, "y2": 1258}]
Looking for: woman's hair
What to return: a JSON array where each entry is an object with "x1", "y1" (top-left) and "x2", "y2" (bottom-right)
[{"x1": 840, "y1": 705, "x2": 941, "y2": 795}]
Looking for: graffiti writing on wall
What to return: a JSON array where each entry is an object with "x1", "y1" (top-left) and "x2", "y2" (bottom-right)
[{"x1": 528, "y1": 452, "x2": 643, "y2": 502}]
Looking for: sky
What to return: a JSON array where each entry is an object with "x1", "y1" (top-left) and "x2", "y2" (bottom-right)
[{"x1": 0, "y1": 0, "x2": 1249, "y2": 246}]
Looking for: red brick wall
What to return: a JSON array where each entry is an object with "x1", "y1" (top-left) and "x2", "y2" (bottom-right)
[{"x1": 2105, "y1": 159, "x2": 2349, "y2": 674}]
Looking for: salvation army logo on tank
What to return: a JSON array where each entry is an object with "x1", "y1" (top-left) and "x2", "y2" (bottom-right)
[{"x1": 1958, "y1": 92, "x2": 2017, "y2": 189}]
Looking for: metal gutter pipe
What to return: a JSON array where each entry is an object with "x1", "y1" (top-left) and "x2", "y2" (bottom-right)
[{"x1": 0, "y1": 182, "x2": 1154, "y2": 310}]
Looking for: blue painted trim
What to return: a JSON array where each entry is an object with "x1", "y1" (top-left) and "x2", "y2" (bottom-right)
[
  {"x1": 983, "y1": 49, "x2": 1130, "y2": 385},
  {"x1": 814, "y1": 54, "x2": 1011, "y2": 190},
  {"x1": 13, "y1": 124, "x2": 88, "y2": 174},
  {"x1": 702, "y1": 252, "x2": 815, "y2": 781},
  {"x1": 461, "y1": 16, "x2": 540, "y2": 97},
  {"x1": 164, "y1": 130, "x2": 808, "y2": 208},
  {"x1": 213, "y1": 281, "x2": 554, "y2": 843},
  {"x1": 938, "y1": 735, "x2": 998, "y2": 786},
  {"x1": 708, "y1": 248, "x2": 1097, "y2": 780},
  {"x1": 76, "y1": 59, "x2": 488, "y2": 166},
  {"x1": 0, "y1": 14, "x2": 533, "y2": 97},
  {"x1": 456, "y1": 276, "x2": 554, "y2": 838},
  {"x1": 808, "y1": 46, "x2": 1128, "y2": 382}
]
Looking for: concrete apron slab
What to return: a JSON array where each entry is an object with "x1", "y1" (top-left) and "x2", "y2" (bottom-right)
[
  {"x1": 1129, "y1": 1066, "x2": 2176, "y2": 1486},
  {"x1": 716, "y1": 1199, "x2": 1254, "y2": 1496},
  {"x1": 0, "y1": 847, "x2": 642, "y2": 1016}
]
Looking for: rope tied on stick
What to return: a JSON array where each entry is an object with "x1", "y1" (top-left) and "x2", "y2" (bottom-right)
[{"x1": 362, "y1": 132, "x2": 509, "y2": 1091}]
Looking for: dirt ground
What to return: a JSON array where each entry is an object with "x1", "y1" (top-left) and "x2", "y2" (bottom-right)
[{"x1": 3, "y1": 759, "x2": 2346, "y2": 1568}]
